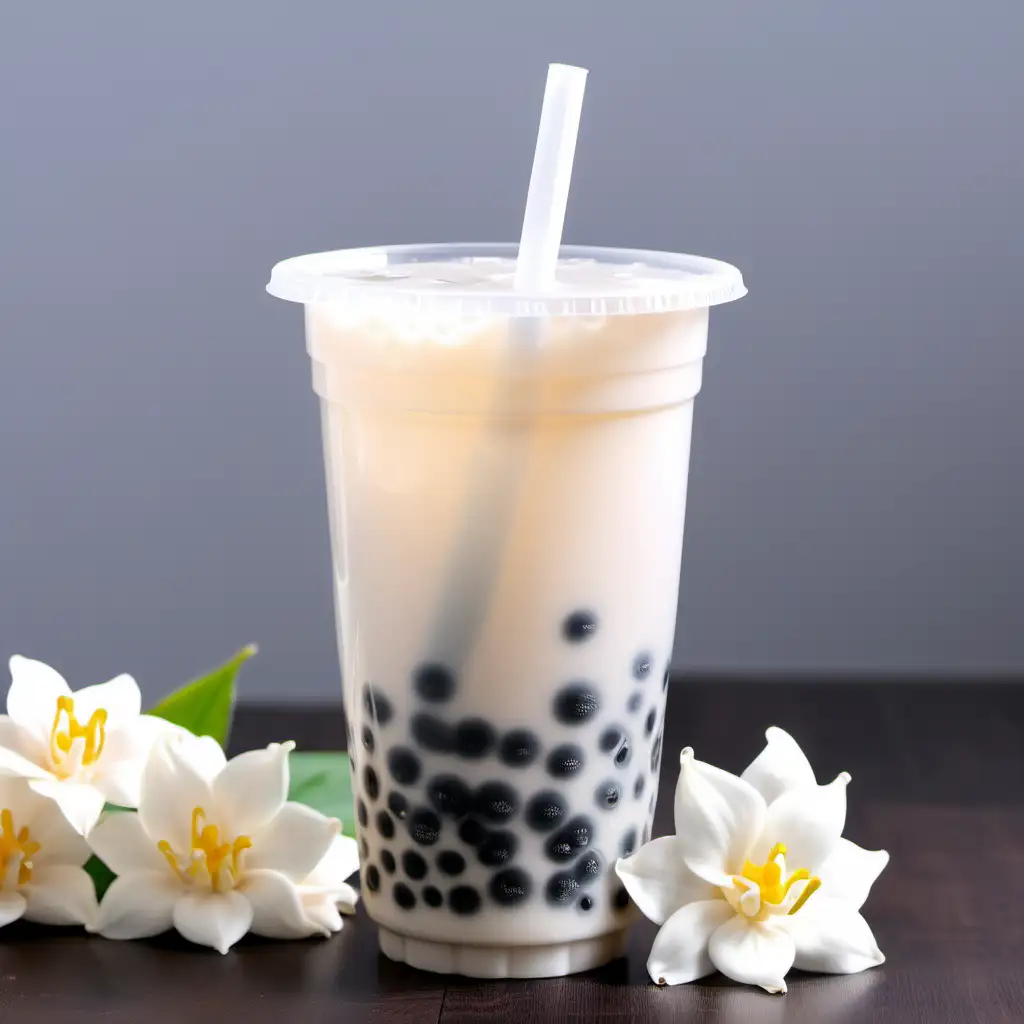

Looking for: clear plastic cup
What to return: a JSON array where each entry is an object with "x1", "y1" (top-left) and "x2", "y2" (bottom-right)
[{"x1": 267, "y1": 242, "x2": 745, "y2": 978}]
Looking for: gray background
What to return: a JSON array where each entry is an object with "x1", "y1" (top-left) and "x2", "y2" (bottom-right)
[{"x1": 2, "y1": 1, "x2": 1022, "y2": 703}]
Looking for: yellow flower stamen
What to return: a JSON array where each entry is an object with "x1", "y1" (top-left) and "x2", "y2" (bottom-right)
[
  {"x1": 0, "y1": 808, "x2": 41, "y2": 887},
  {"x1": 158, "y1": 806, "x2": 251, "y2": 892},
  {"x1": 731, "y1": 841, "x2": 821, "y2": 920},
  {"x1": 49, "y1": 695, "x2": 108, "y2": 775}
]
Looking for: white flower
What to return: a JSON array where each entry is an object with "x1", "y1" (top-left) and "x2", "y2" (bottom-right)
[
  {"x1": 292, "y1": 833, "x2": 360, "y2": 937},
  {"x1": 0, "y1": 775, "x2": 97, "y2": 929},
  {"x1": 87, "y1": 734, "x2": 344, "y2": 953},
  {"x1": 616, "y1": 727, "x2": 888, "y2": 994},
  {"x1": 0, "y1": 656, "x2": 184, "y2": 835}
]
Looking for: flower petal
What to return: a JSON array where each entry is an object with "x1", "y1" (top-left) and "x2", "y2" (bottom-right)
[
  {"x1": 139, "y1": 737, "x2": 215, "y2": 853},
  {"x1": 247, "y1": 802, "x2": 339, "y2": 880},
  {"x1": 0, "y1": 714, "x2": 44, "y2": 763},
  {"x1": 817, "y1": 839, "x2": 889, "y2": 910},
  {"x1": 28, "y1": 778, "x2": 105, "y2": 836},
  {"x1": 72, "y1": 674, "x2": 141, "y2": 732},
  {"x1": 0, "y1": 892, "x2": 27, "y2": 927},
  {"x1": 18, "y1": 786, "x2": 92, "y2": 867},
  {"x1": 708, "y1": 915, "x2": 795, "y2": 994},
  {"x1": 7, "y1": 656, "x2": 70, "y2": 743},
  {"x1": 740, "y1": 727, "x2": 816, "y2": 806},
  {"x1": 91, "y1": 871, "x2": 179, "y2": 939},
  {"x1": 244, "y1": 868, "x2": 321, "y2": 939},
  {"x1": 213, "y1": 742, "x2": 294, "y2": 837},
  {"x1": 94, "y1": 716, "x2": 188, "y2": 808},
  {"x1": 303, "y1": 833, "x2": 360, "y2": 890},
  {"x1": 301, "y1": 896, "x2": 343, "y2": 935},
  {"x1": 88, "y1": 811, "x2": 168, "y2": 875},
  {"x1": 646, "y1": 899, "x2": 734, "y2": 986},
  {"x1": 0, "y1": 740, "x2": 50, "y2": 782},
  {"x1": 675, "y1": 748, "x2": 766, "y2": 883},
  {"x1": 22, "y1": 864, "x2": 98, "y2": 927},
  {"x1": 615, "y1": 836, "x2": 716, "y2": 926},
  {"x1": 172, "y1": 890, "x2": 253, "y2": 954},
  {"x1": 788, "y1": 897, "x2": 886, "y2": 974},
  {"x1": 751, "y1": 773, "x2": 850, "y2": 873}
]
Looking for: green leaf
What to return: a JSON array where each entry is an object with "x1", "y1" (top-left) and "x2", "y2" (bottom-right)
[
  {"x1": 85, "y1": 854, "x2": 116, "y2": 900},
  {"x1": 147, "y1": 644, "x2": 257, "y2": 747},
  {"x1": 288, "y1": 751, "x2": 355, "y2": 835}
]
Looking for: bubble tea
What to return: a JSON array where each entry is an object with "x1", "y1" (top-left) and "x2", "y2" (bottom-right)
[{"x1": 267, "y1": 243, "x2": 745, "y2": 977}]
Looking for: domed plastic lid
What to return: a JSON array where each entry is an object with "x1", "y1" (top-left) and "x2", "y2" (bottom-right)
[{"x1": 267, "y1": 243, "x2": 745, "y2": 318}]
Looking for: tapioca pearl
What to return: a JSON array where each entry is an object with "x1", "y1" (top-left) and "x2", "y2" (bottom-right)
[
  {"x1": 595, "y1": 780, "x2": 621, "y2": 810},
  {"x1": 357, "y1": 799, "x2": 369, "y2": 829},
  {"x1": 626, "y1": 692, "x2": 643, "y2": 714},
  {"x1": 437, "y1": 851, "x2": 466, "y2": 876},
  {"x1": 413, "y1": 663, "x2": 456, "y2": 704},
  {"x1": 545, "y1": 817, "x2": 593, "y2": 863},
  {"x1": 381, "y1": 850, "x2": 396, "y2": 875},
  {"x1": 393, "y1": 882, "x2": 417, "y2": 910},
  {"x1": 361, "y1": 726, "x2": 375, "y2": 754},
  {"x1": 613, "y1": 737, "x2": 632, "y2": 769},
  {"x1": 574, "y1": 851, "x2": 602, "y2": 885},
  {"x1": 411, "y1": 714, "x2": 454, "y2": 754},
  {"x1": 402, "y1": 850, "x2": 427, "y2": 880},
  {"x1": 423, "y1": 886, "x2": 443, "y2": 908},
  {"x1": 387, "y1": 747, "x2": 422, "y2": 786},
  {"x1": 428, "y1": 775, "x2": 474, "y2": 819},
  {"x1": 632, "y1": 652, "x2": 653, "y2": 681},
  {"x1": 489, "y1": 868, "x2": 532, "y2": 906},
  {"x1": 599, "y1": 726, "x2": 624, "y2": 753},
  {"x1": 364, "y1": 865, "x2": 380, "y2": 893},
  {"x1": 388, "y1": 792, "x2": 409, "y2": 820},
  {"x1": 525, "y1": 791, "x2": 567, "y2": 832},
  {"x1": 458, "y1": 817, "x2": 487, "y2": 847},
  {"x1": 579, "y1": 896, "x2": 594, "y2": 911},
  {"x1": 633, "y1": 774, "x2": 646, "y2": 799},
  {"x1": 547, "y1": 744, "x2": 586, "y2": 778},
  {"x1": 563, "y1": 609, "x2": 598, "y2": 643},
  {"x1": 613, "y1": 886, "x2": 630, "y2": 910},
  {"x1": 499, "y1": 729, "x2": 540, "y2": 767},
  {"x1": 545, "y1": 872, "x2": 580, "y2": 906},
  {"x1": 409, "y1": 808, "x2": 442, "y2": 846},
  {"x1": 552, "y1": 683, "x2": 601, "y2": 726},
  {"x1": 620, "y1": 828, "x2": 638, "y2": 858},
  {"x1": 650, "y1": 733, "x2": 663, "y2": 774},
  {"x1": 449, "y1": 886, "x2": 482, "y2": 916},
  {"x1": 474, "y1": 781, "x2": 519, "y2": 823},
  {"x1": 376, "y1": 810, "x2": 395, "y2": 839},
  {"x1": 644, "y1": 709, "x2": 657, "y2": 738},
  {"x1": 362, "y1": 684, "x2": 393, "y2": 726},
  {"x1": 363, "y1": 766, "x2": 380, "y2": 802},
  {"x1": 454, "y1": 718, "x2": 496, "y2": 759},
  {"x1": 477, "y1": 830, "x2": 518, "y2": 867}
]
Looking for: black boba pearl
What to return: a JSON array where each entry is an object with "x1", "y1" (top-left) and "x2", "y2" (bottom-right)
[
  {"x1": 614, "y1": 886, "x2": 630, "y2": 910},
  {"x1": 595, "y1": 780, "x2": 621, "y2": 810},
  {"x1": 499, "y1": 729, "x2": 540, "y2": 767},
  {"x1": 553, "y1": 683, "x2": 601, "y2": 725},
  {"x1": 474, "y1": 781, "x2": 519, "y2": 823},
  {"x1": 364, "y1": 865, "x2": 380, "y2": 893},
  {"x1": 357, "y1": 799, "x2": 369, "y2": 828},
  {"x1": 547, "y1": 744, "x2": 585, "y2": 777},
  {"x1": 546, "y1": 872, "x2": 579, "y2": 905},
  {"x1": 381, "y1": 849, "x2": 396, "y2": 874},
  {"x1": 394, "y1": 882, "x2": 416, "y2": 910},
  {"x1": 579, "y1": 896, "x2": 594, "y2": 911},
  {"x1": 563, "y1": 610, "x2": 598, "y2": 642},
  {"x1": 490, "y1": 868, "x2": 532, "y2": 906},
  {"x1": 454, "y1": 718, "x2": 496, "y2": 759},
  {"x1": 626, "y1": 692, "x2": 643, "y2": 714},
  {"x1": 599, "y1": 727, "x2": 623, "y2": 753},
  {"x1": 437, "y1": 850, "x2": 466, "y2": 876},
  {"x1": 449, "y1": 886, "x2": 481, "y2": 916},
  {"x1": 458, "y1": 817, "x2": 487, "y2": 847},
  {"x1": 387, "y1": 747, "x2": 422, "y2": 786},
  {"x1": 359, "y1": 837, "x2": 369, "y2": 861},
  {"x1": 363, "y1": 766, "x2": 380, "y2": 801},
  {"x1": 526, "y1": 791, "x2": 567, "y2": 832},
  {"x1": 645, "y1": 709, "x2": 657, "y2": 738},
  {"x1": 650, "y1": 733, "x2": 663, "y2": 773},
  {"x1": 376, "y1": 810, "x2": 395, "y2": 839},
  {"x1": 574, "y1": 851, "x2": 602, "y2": 884},
  {"x1": 408, "y1": 808, "x2": 442, "y2": 846},
  {"x1": 634, "y1": 774, "x2": 646, "y2": 799},
  {"x1": 477, "y1": 830, "x2": 518, "y2": 867},
  {"x1": 424, "y1": 886, "x2": 443, "y2": 907},
  {"x1": 545, "y1": 817, "x2": 593, "y2": 863},
  {"x1": 614, "y1": 738, "x2": 632, "y2": 768},
  {"x1": 411, "y1": 714, "x2": 454, "y2": 754},
  {"x1": 621, "y1": 828, "x2": 638, "y2": 857},
  {"x1": 413, "y1": 663, "x2": 457, "y2": 703},
  {"x1": 361, "y1": 726, "x2": 375, "y2": 753},
  {"x1": 388, "y1": 791, "x2": 409, "y2": 820},
  {"x1": 362, "y1": 684, "x2": 393, "y2": 726},
  {"x1": 663, "y1": 669, "x2": 670, "y2": 691},
  {"x1": 427, "y1": 775, "x2": 473, "y2": 819},
  {"x1": 633, "y1": 652, "x2": 653, "y2": 680},
  {"x1": 402, "y1": 850, "x2": 427, "y2": 880}
]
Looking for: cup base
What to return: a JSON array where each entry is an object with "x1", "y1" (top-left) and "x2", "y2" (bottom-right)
[{"x1": 377, "y1": 924, "x2": 629, "y2": 979}]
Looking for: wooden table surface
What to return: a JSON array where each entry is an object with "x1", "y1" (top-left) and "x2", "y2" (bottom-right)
[{"x1": 1, "y1": 681, "x2": 1020, "y2": 1023}]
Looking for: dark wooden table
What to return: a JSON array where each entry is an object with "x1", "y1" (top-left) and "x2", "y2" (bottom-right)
[{"x1": 1, "y1": 681, "x2": 1021, "y2": 1023}]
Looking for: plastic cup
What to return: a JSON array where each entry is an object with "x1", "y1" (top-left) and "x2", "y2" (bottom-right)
[{"x1": 267, "y1": 242, "x2": 745, "y2": 978}]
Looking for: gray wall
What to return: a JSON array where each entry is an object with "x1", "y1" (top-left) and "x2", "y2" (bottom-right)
[{"x1": 2, "y1": 1, "x2": 1022, "y2": 703}]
